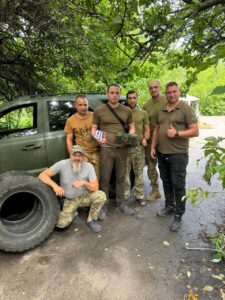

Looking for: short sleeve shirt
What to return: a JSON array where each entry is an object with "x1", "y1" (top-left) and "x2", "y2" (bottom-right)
[
  {"x1": 51, "y1": 159, "x2": 96, "y2": 199},
  {"x1": 156, "y1": 101, "x2": 198, "y2": 154},
  {"x1": 143, "y1": 95, "x2": 167, "y2": 134},
  {"x1": 64, "y1": 112, "x2": 99, "y2": 153},
  {"x1": 132, "y1": 108, "x2": 149, "y2": 141},
  {"x1": 92, "y1": 103, "x2": 133, "y2": 147}
]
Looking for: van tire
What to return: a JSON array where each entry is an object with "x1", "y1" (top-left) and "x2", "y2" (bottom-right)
[
  {"x1": 0, "y1": 173, "x2": 59, "y2": 252},
  {"x1": 0, "y1": 170, "x2": 34, "y2": 183}
]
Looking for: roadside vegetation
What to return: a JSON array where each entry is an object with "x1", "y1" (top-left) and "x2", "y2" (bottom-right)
[{"x1": 184, "y1": 137, "x2": 225, "y2": 262}]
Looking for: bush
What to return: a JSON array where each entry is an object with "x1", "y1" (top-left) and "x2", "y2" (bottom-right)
[{"x1": 200, "y1": 97, "x2": 225, "y2": 116}]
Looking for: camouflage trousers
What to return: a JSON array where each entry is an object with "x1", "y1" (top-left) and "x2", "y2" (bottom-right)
[
  {"x1": 145, "y1": 144, "x2": 159, "y2": 188},
  {"x1": 124, "y1": 145, "x2": 145, "y2": 200},
  {"x1": 84, "y1": 152, "x2": 100, "y2": 181},
  {"x1": 57, "y1": 190, "x2": 106, "y2": 228}
]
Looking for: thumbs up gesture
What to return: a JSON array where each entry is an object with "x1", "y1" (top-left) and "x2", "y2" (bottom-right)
[{"x1": 167, "y1": 123, "x2": 176, "y2": 138}]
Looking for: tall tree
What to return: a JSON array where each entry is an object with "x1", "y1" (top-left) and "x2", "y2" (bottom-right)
[{"x1": 0, "y1": 0, "x2": 224, "y2": 100}]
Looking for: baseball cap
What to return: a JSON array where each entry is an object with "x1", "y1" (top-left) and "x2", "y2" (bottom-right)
[{"x1": 71, "y1": 145, "x2": 84, "y2": 155}]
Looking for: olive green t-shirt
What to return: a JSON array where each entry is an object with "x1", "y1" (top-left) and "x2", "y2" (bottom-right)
[
  {"x1": 92, "y1": 103, "x2": 133, "y2": 147},
  {"x1": 156, "y1": 101, "x2": 198, "y2": 154},
  {"x1": 132, "y1": 108, "x2": 149, "y2": 142},
  {"x1": 143, "y1": 95, "x2": 167, "y2": 136}
]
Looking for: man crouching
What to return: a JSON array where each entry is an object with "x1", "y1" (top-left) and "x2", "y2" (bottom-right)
[{"x1": 38, "y1": 145, "x2": 106, "y2": 232}]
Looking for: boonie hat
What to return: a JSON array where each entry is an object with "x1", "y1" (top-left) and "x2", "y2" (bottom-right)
[{"x1": 71, "y1": 145, "x2": 84, "y2": 155}]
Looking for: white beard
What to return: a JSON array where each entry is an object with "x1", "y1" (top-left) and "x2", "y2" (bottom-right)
[{"x1": 72, "y1": 162, "x2": 82, "y2": 174}]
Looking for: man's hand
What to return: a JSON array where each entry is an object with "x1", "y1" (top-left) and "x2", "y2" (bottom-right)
[
  {"x1": 167, "y1": 123, "x2": 176, "y2": 138},
  {"x1": 151, "y1": 147, "x2": 156, "y2": 159},
  {"x1": 72, "y1": 180, "x2": 84, "y2": 188},
  {"x1": 91, "y1": 126, "x2": 106, "y2": 144},
  {"x1": 39, "y1": 168, "x2": 65, "y2": 197},
  {"x1": 94, "y1": 132, "x2": 106, "y2": 144},
  {"x1": 142, "y1": 138, "x2": 148, "y2": 147},
  {"x1": 96, "y1": 137, "x2": 106, "y2": 144},
  {"x1": 52, "y1": 184, "x2": 65, "y2": 197}
]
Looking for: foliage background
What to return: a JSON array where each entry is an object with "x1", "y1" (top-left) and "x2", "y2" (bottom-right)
[{"x1": 0, "y1": 0, "x2": 224, "y2": 114}]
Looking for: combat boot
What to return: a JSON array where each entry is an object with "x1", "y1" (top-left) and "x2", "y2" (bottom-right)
[
  {"x1": 170, "y1": 214, "x2": 182, "y2": 232},
  {"x1": 116, "y1": 203, "x2": 135, "y2": 216},
  {"x1": 98, "y1": 206, "x2": 108, "y2": 221},
  {"x1": 147, "y1": 187, "x2": 161, "y2": 201},
  {"x1": 157, "y1": 206, "x2": 174, "y2": 217}
]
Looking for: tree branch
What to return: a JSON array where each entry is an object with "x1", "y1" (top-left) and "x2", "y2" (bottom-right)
[{"x1": 184, "y1": 0, "x2": 225, "y2": 18}]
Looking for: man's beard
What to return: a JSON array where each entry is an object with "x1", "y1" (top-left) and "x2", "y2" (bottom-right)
[
  {"x1": 129, "y1": 104, "x2": 136, "y2": 109},
  {"x1": 72, "y1": 162, "x2": 82, "y2": 174}
]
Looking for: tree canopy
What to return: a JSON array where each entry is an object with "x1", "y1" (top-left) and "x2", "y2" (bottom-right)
[{"x1": 0, "y1": 0, "x2": 224, "y2": 100}]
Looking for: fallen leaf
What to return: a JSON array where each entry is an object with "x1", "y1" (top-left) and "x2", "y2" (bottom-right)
[
  {"x1": 148, "y1": 263, "x2": 155, "y2": 270},
  {"x1": 187, "y1": 271, "x2": 192, "y2": 278},
  {"x1": 184, "y1": 287, "x2": 199, "y2": 300},
  {"x1": 163, "y1": 241, "x2": 170, "y2": 246},
  {"x1": 211, "y1": 258, "x2": 221, "y2": 263},
  {"x1": 202, "y1": 285, "x2": 213, "y2": 292},
  {"x1": 211, "y1": 274, "x2": 224, "y2": 280}
]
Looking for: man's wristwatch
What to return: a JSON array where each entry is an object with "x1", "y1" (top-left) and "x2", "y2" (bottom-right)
[{"x1": 174, "y1": 130, "x2": 179, "y2": 138}]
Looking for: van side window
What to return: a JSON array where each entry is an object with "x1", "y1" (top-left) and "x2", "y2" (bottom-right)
[
  {"x1": 0, "y1": 104, "x2": 37, "y2": 139},
  {"x1": 47, "y1": 101, "x2": 75, "y2": 131}
]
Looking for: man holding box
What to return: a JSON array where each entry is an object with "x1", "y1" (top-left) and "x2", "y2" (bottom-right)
[{"x1": 91, "y1": 83, "x2": 135, "y2": 219}]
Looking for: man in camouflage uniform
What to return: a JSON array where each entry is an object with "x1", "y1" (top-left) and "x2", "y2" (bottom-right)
[
  {"x1": 38, "y1": 145, "x2": 106, "y2": 233},
  {"x1": 124, "y1": 90, "x2": 150, "y2": 206},
  {"x1": 143, "y1": 80, "x2": 167, "y2": 201}
]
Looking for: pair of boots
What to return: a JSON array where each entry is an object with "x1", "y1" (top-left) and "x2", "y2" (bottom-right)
[
  {"x1": 157, "y1": 206, "x2": 182, "y2": 232},
  {"x1": 98, "y1": 203, "x2": 135, "y2": 221}
]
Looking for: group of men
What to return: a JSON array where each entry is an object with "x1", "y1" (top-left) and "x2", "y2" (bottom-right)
[{"x1": 38, "y1": 80, "x2": 199, "y2": 233}]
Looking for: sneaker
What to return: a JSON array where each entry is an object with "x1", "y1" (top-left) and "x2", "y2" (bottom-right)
[
  {"x1": 147, "y1": 187, "x2": 161, "y2": 201},
  {"x1": 157, "y1": 206, "x2": 174, "y2": 217},
  {"x1": 170, "y1": 215, "x2": 182, "y2": 232},
  {"x1": 87, "y1": 220, "x2": 101, "y2": 233},
  {"x1": 116, "y1": 203, "x2": 135, "y2": 216},
  {"x1": 98, "y1": 207, "x2": 107, "y2": 221}
]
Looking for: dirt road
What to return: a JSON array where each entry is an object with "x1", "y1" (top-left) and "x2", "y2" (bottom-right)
[{"x1": 0, "y1": 116, "x2": 224, "y2": 300}]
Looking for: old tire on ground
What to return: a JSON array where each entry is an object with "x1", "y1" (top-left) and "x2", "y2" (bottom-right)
[{"x1": 0, "y1": 173, "x2": 59, "y2": 252}]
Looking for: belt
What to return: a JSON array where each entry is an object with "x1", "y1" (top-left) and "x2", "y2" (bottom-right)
[{"x1": 129, "y1": 143, "x2": 143, "y2": 148}]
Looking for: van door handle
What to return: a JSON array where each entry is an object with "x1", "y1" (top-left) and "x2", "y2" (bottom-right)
[{"x1": 21, "y1": 144, "x2": 42, "y2": 151}]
